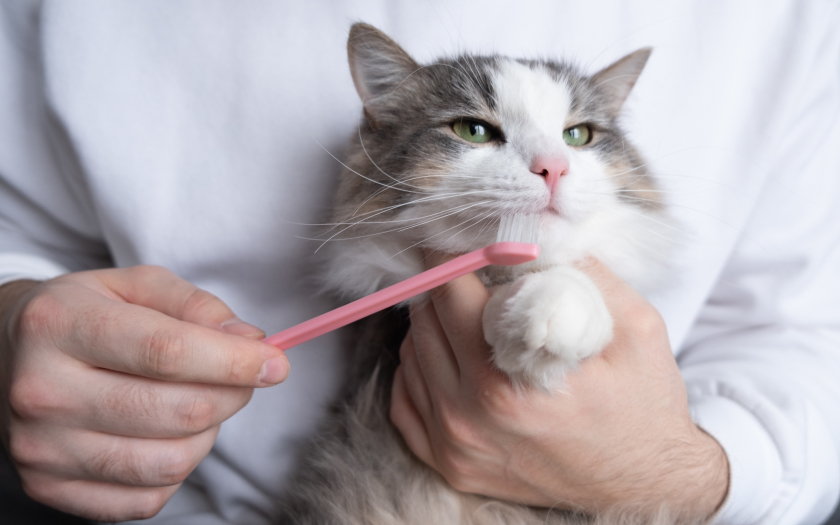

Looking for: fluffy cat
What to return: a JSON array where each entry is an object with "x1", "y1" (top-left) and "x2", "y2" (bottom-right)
[{"x1": 278, "y1": 23, "x2": 683, "y2": 525}]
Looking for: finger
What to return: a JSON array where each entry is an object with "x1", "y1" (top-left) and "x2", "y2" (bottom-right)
[
  {"x1": 12, "y1": 423, "x2": 219, "y2": 487},
  {"x1": 390, "y1": 366, "x2": 436, "y2": 469},
  {"x1": 573, "y1": 258, "x2": 647, "y2": 322},
  {"x1": 408, "y1": 302, "x2": 460, "y2": 387},
  {"x1": 86, "y1": 372, "x2": 253, "y2": 437},
  {"x1": 573, "y1": 258, "x2": 669, "y2": 360},
  {"x1": 424, "y1": 251, "x2": 492, "y2": 372},
  {"x1": 44, "y1": 284, "x2": 287, "y2": 387},
  {"x1": 92, "y1": 266, "x2": 264, "y2": 336},
  {"x1": 17, "y1": 472, "x2": 181, "y2": 522},
  {"x1": 397, "y1": 329, "x2": 434, "y2": 420},
  {"x1": 14, "y1": 360, "x2": 253, "y2": 437}
]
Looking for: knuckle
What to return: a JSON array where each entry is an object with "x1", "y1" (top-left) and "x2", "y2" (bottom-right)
[
  {"x1": 221, "y1": 349, "x2": 254, "y2": 385},
  {"x1": 154, "y1": 447, "x2": 195, "y2": 485},
  {"x1": 87, "y1": 447, "x2": 133, "y2": 483},
  {"x1": 437, "y1": 450, "x2": 474, "y2": 492},
  {"x1": 174, "y1": 390, "x2": 218, "y2": 434},
  {"x1": 143, "y1": 327, "x2": 188, "y2": 379},
  {"x1": 475, "y1": 383, "x2": 518, "y2": 420},
  {"x1": 182, "y1": 288, "x2": 224, "y2": 320},
  {"x1": 18, "y1": 476, "x2": 52, "y2": 505},
  {"x1": 130, "y1": 265, "x2": 173, "y2": 282},
  {"x1": 86, "y1": 444, "x2": 191, "y2": 487},
  {"x1": 8, "y1": 376, "x2": 63, "y2": 421},
  {"x1": 436, "y1": 405, "x2": 476, "y2": 448},
  {"x1": 131, "y1": 489, "x2": 171, "y2": 520},
  {"x1": 102, "y1": 382, "x2": 162, "y2": 430},
  {"x1": 8, "y1": 431, "x2": 45, "y2": 468},
  {"x1": 632, "y1": 304, "x2": 665, "y2": 339},
  {"x1": 16, "y1": 290, "x2": 62, "y2": 341}
]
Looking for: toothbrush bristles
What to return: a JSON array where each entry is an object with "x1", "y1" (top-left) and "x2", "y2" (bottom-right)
[{"x1": 496, "y1": 213, "x2": 541, "y2": 244}]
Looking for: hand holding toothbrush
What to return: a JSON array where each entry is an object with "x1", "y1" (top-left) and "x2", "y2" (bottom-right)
[{"x1": 0, "y1": 268, "x2": 287, "y2": 521}]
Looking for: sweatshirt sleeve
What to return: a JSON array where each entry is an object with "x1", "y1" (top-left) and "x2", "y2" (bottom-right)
[
  {"x1": 680, "y1": 6, "x2": 840, "y2": 522},
  {"x1": 0, "y1": 1, "x2": 111, "y2": 287}
]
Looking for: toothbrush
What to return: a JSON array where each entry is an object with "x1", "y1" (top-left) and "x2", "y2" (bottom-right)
[{"x1": 263, "y1": 213, "x2": 541, "y2": 350}]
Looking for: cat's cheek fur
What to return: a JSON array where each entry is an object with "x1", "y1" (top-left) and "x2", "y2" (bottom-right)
[
  {"x1": 483, "y1": 266, "x2": 614, "y2": 391},
  {"x1": 319, "y1": 238, "x2": 424, "y2": 300}
]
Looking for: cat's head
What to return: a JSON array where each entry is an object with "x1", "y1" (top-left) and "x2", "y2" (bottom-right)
[{"x1": 320, "y1": 23, "x2": 670, "y2": 298}]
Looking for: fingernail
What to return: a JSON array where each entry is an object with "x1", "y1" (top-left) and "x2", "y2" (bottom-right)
[
  {"x1": 258, "y1": 356, "x2": 289, "y2": 386},
  {"x1": 221, "y1": 318, "x2": 266, "y2": 339}
]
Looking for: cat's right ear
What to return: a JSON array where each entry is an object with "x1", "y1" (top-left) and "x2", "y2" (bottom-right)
[{"x1": 348, "y1": 23, "x2": 419, "y2": 129}]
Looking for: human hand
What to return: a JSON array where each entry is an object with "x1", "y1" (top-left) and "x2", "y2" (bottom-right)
[
  {"x1": 0, "y1": 266, "x2": 289, "y2": 521},
  {"x1": 390, "y1": 257, "x2": 728, "y2": 519}
]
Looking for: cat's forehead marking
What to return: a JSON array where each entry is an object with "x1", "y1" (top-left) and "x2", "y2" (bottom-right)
[{"x1": 492, "y1": 60, "x2": 572, "y2": 141}]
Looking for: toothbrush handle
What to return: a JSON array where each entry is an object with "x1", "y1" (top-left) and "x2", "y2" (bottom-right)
[{"x1": 263, "y1": 242, "x2": 539, "y2": 350}]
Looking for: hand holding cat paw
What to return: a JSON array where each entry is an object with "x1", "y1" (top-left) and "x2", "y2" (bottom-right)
[
  {"x1": 483, "y1": 266, "x2": 613, "y2": 390},
  {"x1": 390, "y1": 256, "x2": 729, "y2": 520}
]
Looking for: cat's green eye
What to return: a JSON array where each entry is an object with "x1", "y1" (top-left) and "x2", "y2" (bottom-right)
[
  {"x1": 452, "y1": 119, "x2": 494, "y2": 143},
  {"x1": 563, "y1": 125, "x2": 592, "y2": 147}
]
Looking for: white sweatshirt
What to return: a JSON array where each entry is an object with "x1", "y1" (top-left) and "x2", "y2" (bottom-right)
[{"x1": 1, "y1": 1, "x2": 839, "y2": 524}]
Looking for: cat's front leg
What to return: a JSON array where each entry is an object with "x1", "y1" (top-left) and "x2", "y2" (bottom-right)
[{"x1": 483, "y1": 266, "x2": 614, "y2": 390}]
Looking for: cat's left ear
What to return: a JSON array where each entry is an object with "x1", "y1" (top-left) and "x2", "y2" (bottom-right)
[
  {"x1": 590, "y1": 48, "x2": 652, "y2": 114},
  {"x1": 347, "y1": 23, "x2": 419, "y2": 128}
]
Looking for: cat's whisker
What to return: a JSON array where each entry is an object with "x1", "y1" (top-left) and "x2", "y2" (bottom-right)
[
  {"x1": 387, "y1": 207, "x2": 498, "y2": 261},
  {"x1": 307, "y1": 199, "x2": 487, "y2": 229},
  {"x1": 603, "y1": 172, "x2": 748, "y2": 197},
  {"x1": 458, "y1": 56, "x2": 497, "y2": 106},
  {"x1": 347, "y1": 166, "x2": 502, "y2": 218},
  {"x1": 309, "y1": 199, "x2": 495, "y2": 251},
  {"x1": 602, "y1": 197, "x2": 767, "y2": 254},
  {"x1": 356, "y1": 127, "x2": 437, "y2": 193},
  {"x1": 312, "y1": 135, "x2": 431, "y2": 195},
  {"x1": 392, "y1": 200, "x2": 497, "y2": 234},
  {"x1": 344, "y1": 189, "x2": 501, "y2": 226},
  {"x1": 434, "y1": 209, "x2": 499, "y2": 251},
  {"x1": 347, "y1": 188, "x2": 492, "y2": 220},
  {"x1": 469, "y1": 213, "x2": 502, "y2": 245},
  {"x1": 299, "y1": 192, "x2": 484, "y2": 238}
]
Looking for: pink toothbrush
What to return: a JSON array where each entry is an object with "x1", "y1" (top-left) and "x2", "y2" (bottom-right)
[{"x1": 263, "y1": 214, "x2": 541, "y2": 351}]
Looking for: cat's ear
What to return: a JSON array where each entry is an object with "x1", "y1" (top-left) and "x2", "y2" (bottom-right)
[
  {"x1": 348, "y1": 23, "x2": 419, "y2": 127},
  {"x1": 590, "y1": 48, "x2": 652, "y2": 114}
]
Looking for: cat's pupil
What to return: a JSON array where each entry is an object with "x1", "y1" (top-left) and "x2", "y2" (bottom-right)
[{"x1": 469, "y1": 122, "x2": 484, "y2": 137}]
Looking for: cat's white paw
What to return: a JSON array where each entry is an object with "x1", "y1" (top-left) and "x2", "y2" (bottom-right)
[{"x1": 483, "y1": 266, "x2": 613, "y2": 390}]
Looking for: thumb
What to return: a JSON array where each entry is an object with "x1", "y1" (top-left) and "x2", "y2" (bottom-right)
[{"x1": 422, "y1": 250, "x2": 491, "y2": 371}]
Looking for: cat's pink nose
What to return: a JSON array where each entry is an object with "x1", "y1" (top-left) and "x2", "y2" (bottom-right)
[{"x1": 530, "y1": 156, "x2": 569, "y2": 193}]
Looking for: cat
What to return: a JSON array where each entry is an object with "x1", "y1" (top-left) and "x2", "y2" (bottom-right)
[{"x1": 277, "y1": 23, "x2": 683, "y2": 525}]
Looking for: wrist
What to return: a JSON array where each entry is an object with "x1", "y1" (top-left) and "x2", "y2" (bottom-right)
[{"x1": 659, "y1": 424, "x2": 729, "y2": 520}]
